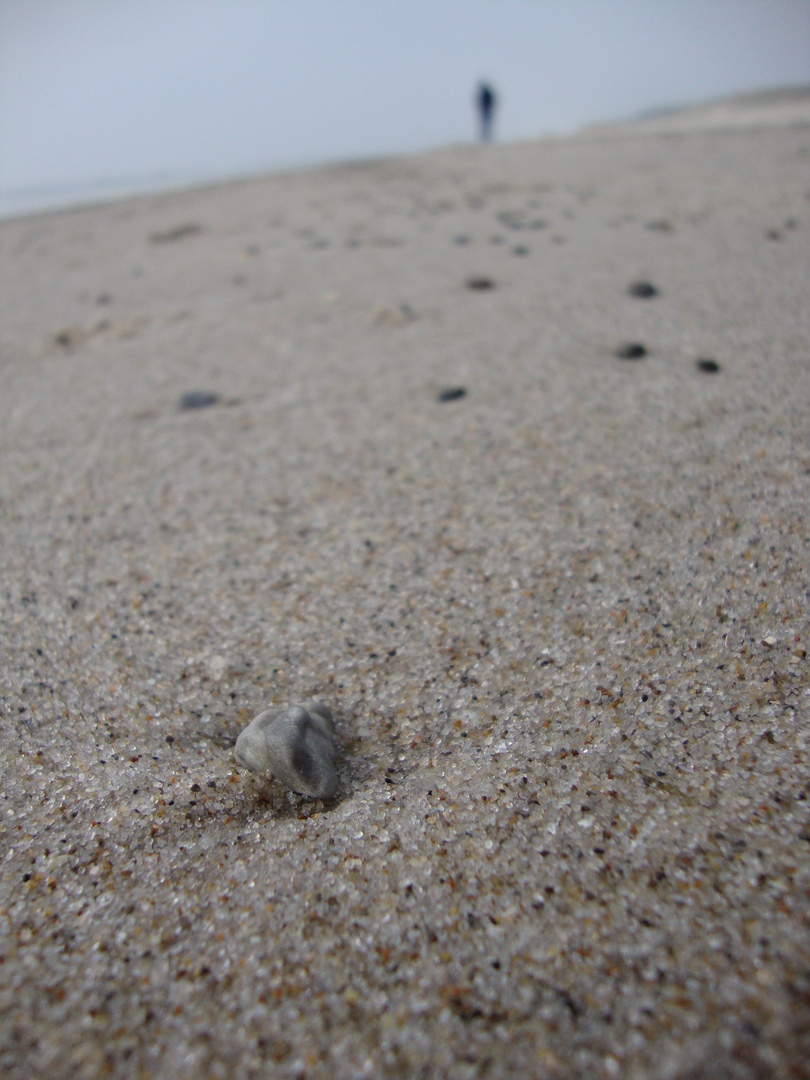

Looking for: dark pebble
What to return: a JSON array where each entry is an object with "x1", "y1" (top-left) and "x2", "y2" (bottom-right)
[
  {"x1": 438, "y1": 387, "x2": 467, "y2": 402},
  {"x1": 149, "y1": 223, "x2": 202, "y2": 244},
  {"x1": 628, "y1": 281, "x2": 659, "y2": 298},
  {"x1": 512, "y1": 245, "x2": 529, "y2": 256},
  {"x1": 615, "y1": 343, "x2": 647, "y2": 359},
  {"x1": 765, "y1": 229, "x2": 782, "y2": 241},
  {"x1": 645, "y1": 220, "x2": 673, "y2": 232},
  {"x1": 453, "y1": 235, "x2": 471, "y2": 245},
  {"x1": 696, "y1": 358, "x2": 720, "y2": 374},
  {"x1": 179, "y1": 391, "x2": 220, "y2": 411},
  {"x1": 466, "y1": 276, "x2": 494, "y2": 290}
]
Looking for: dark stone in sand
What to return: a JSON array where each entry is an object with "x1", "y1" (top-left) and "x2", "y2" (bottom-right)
[
  {"x1": 149, "y1": 223, "x2": 202, "y2": 244},
  {"x1": 179, "y1": 391, "x2": 220, "y2": 411},
  {"x1": 615, "y1": 343, "x2": 647, "y2": 360},
  {"x1": 438, "y1": 387, "x2": 467, "y2": 402},
  {"x1": 696, "y1": 358, "x2": 721, "y2": 374},
  {"x1": 628, "y1": 281, "x2": 659, "y2": 298},
  {"x1": 454, "y1": 235, "x2": 471, "y2": 245},
  {"x1": 466, "y1": 277, "x2": 494, "y2": 290},
  {"x1": 512, "y1": 246, "x2": 529, "y2": 256}
]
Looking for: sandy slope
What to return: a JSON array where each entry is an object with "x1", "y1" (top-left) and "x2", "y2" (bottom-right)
[{"x1": 1, "y1": 103, "x2": 809, "y2": 1079}]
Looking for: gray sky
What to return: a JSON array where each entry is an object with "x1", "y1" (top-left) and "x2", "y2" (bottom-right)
[{"x1": 1, "y1": 0, "x2": 809, "y2": 215}]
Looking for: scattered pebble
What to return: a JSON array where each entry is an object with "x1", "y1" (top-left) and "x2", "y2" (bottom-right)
[
  {"x1": 179, "y1": 391, "x2": 220, "y2": 411},
  {"x1": 453, "y1": 235, "x2": 471, "y2": 245},
  {"x1": 512, "y1": 245, "x2": 529, "y2": 256},
  {"x1": 50, "y1": 320, "x2": 109, "y2": 351},
  {"x1": 466, "y1": 276, "x2": 494, "y2": 290},
  {"x1": 235, "y1": 703, "x2": 338, "y2": 799},
  {"x1": 497, "y1": 211, "x2": 547, "y2": 231},
  {"x1": 628, "y1": 280, "x2": 659, "y2": 298},
  {"x1": 437, "y1": 387, "x2": 467, "y2": 402},
  {"x1": 696, "y1": 358, "x2": 721, "y2": 374},
  {"x1": 149, "y1": 223, "x2": 202, "y2": 244},
  {"x1": 645, "y1": 220, "x2": 673, "y2": 232},
  {"x1": 615, "y1": 343, "x2": 647, "y2": 359},
  {"x1": 762, "y1": 636, "x2": 777, "y2": 647}
]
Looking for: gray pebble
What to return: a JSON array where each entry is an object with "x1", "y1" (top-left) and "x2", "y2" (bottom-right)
[
  {"x1": 179, "y1": 390, "x2": 219, "y2": 411},
  {"x1": 628, "y1": 280, "x2": 659, "y2": 298},
  {"x1": 234, "y1": 702, "x2": 338, "y2": 799}
]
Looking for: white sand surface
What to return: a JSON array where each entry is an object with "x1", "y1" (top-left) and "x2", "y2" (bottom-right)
[{"x1": 1, "y1": 100, "x2": 809, "y2": 1079}]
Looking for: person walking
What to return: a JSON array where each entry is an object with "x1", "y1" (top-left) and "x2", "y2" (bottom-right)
[{"x1": 476, "y1": 82, "x2": 496, "y2": 142}]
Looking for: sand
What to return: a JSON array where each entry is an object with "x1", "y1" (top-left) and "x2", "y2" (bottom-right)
[{"x1": 1, "y1": 99, "x2": 809, "y2": 1080}]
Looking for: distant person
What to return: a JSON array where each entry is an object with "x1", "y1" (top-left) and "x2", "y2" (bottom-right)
[{"x1": 476, "y1": 82, "x2": 496, "y2": 142}]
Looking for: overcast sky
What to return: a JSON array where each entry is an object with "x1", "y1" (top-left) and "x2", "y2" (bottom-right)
[{"x1": 1, "y1": 0, "x2": 809, "y2": 215}]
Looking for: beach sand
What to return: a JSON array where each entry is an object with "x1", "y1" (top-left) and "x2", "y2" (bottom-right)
[{"x1": 1, "y1": 97, "x2": 809, "y2": 1079}]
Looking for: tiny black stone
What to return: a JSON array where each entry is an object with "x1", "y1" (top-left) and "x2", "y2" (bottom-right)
[
  {"x1": 628, "y1": 281, "x2": 659, "y2": 298},
  {"x1": 465, "y1": 276, "x2": 494, "y2": 290},
  {"x1": 179, "y1": 391, "x2": 219, "y2": 411},
  {"x1": 696, "y1": 357, "x2": 720, "y2": 374},
  {"x1": 165, "y1": 735, "x2": 174, "y2": 744},
  {"x1": 615, "y1": 342, "x2": 647, "y2": 359},
  {"x1": 453, "y1": 235, "x2": 470, "y2": 245},
  {"x1": 438, "y1": 387, "x2": 467, "y2": 402},
  {"x1": 512, "y1": 245, "x2": 529, "y2": 256}
]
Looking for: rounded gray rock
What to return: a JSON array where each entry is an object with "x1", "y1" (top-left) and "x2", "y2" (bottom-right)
[{"x1": 234, "y1": 702, "x2": 338, "y2": 799}]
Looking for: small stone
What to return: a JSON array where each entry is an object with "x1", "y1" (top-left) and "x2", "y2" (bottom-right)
[
  {"x1": 696, "y1": 358, "x2": 720, "y2": 374},
  {"x1": 437, "y1": 387, "x2": 467, "y2": 402},
  {"x1": 512, "y1": 245, "x2": 529, "y2": 256},
  {"x1": 179, "y1": 391, "x2": 219, "y2": 411},
  {"x1": 466, "y1": 276, "x2": 495, "y2": 289},
  {"x1": 234, "y1": 703, "x2": 338, "y2": 799},
  {"x1": 149, "y1": 222, "x2": 202, "y2": 244},
  {"x1": 628, "y1": 281, "x2": 659, "y2": 298},
  {"x1": 615, "y1": 343, "x2": 647, "y2": 359},
  {"x1": 762, "y1": 636, "x2": 777, "y2": 647}
]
